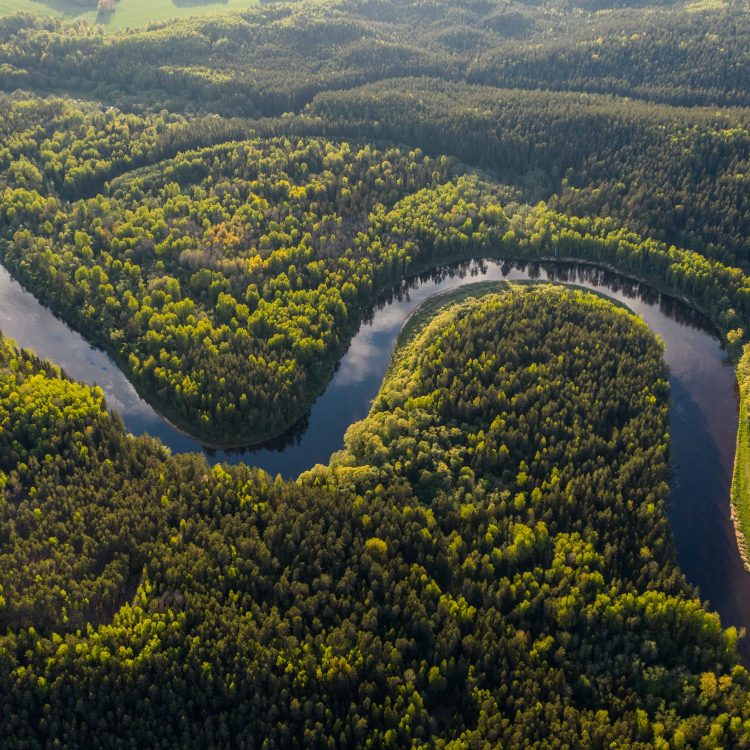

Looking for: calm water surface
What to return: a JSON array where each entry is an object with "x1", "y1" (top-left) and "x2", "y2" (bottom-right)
[{"x1": 0, "y1": 259, "x2": 746, "y2": 659}]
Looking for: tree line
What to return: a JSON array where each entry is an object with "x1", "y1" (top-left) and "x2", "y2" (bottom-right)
[
  {"x1": 1, "y1": 0, "x2": 749, "y2": 117},
  {"x1": 5, "y1": 106, "x2": 750, "y2": 442},
  {"x1": 302, "y1": 77, "x2": 750, "y2": 266}
]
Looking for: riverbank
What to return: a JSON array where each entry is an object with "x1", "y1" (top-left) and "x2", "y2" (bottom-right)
[
  {"x1": 732, "y1": 350, "x2": 750, "y2": 571},
  {"x1": 2, "y1": 254, "x2": 749, "y2": 658}
]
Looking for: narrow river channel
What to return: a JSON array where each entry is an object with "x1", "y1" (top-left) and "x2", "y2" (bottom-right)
[{"x1": 0, "y1": 258, "x2": 746, "y2": 660}]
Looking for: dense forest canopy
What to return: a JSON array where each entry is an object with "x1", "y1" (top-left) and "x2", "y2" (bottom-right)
[
  {"x1": 3, "y1": 285, "x2": 750, "y2": 748},
  {"x1": 1, "y1": 125, "x2": 510, "y2": 442},
  {"x1": 2, "y1": 0, "x2": 749, "y2": 112},
  {"x1": 304, "y1": 79, "x2": 750, "y2": 264},
  {"x1": 3, "y1": 0, "x2": 750, "y2": 746},
  {"x1": 3, "y1": 91, "x2": 750, "y2": 441}
]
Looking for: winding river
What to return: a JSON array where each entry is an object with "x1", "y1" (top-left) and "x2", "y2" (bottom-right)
[{"x1": 1, "y1": 258, "x2": 748, "y2": 660}]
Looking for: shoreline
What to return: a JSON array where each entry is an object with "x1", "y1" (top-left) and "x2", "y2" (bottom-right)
[{"x1": 2, "y1": 251, "x2": 747, "y2": 575}]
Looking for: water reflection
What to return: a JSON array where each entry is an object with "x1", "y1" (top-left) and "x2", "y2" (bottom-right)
[
  {"x1": 0, "y1": 259, "x2": 729, "y2": 469},
  {"x1": 0, "y1": 258, "x2": 746, "y2": 663}
]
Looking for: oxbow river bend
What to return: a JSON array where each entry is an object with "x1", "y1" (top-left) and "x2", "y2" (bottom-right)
[{"x1": 0, "y1": 258, "x2": 747, "y2": 660}]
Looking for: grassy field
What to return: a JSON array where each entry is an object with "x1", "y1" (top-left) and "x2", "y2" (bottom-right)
[
  {"x1": 732, "y1": 350, "x2": 750, "y2": 572},
  {"x1": 0, "y1": 0, "x2": 258, "y2": 29}
]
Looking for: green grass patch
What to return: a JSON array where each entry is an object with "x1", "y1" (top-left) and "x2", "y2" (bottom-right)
[
  {"x1": 732, "y1": 351, "x2": 750, "y2": 571},
  {"x1": 0, "y1": 0, "x2": 258, "y2": 30}
]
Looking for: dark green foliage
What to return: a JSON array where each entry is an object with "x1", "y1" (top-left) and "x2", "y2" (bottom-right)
[
  {"x1": 304, "y1": 78, "x2": 750, "y2": 265},
  {"x1": 0, "y1": 93, "x2": 255, "y2": 198},
  {"x1": 465, "y1": 4, "x2": 750, "y2": 107},
  {"x1": 4, "y1": 92, "x2": 750, "y2": 448},
  {"x1": 0, "y1": 337, "x2": 175, "y2": 631},
  {"x1": 1, "y1": 286, "x2": 749, "y2": 748},
  {"x1": 2, "y1": 1, "x2": 750, "y2": 744},
  {"x1": 1, "y1": 0, "x2": 749, "y2": 114},
  {"x1": 5, "y1": 100, "x2": 750, "y2": 441}
]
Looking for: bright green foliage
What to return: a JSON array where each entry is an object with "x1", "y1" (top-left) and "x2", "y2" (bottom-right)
[
  {"x1": 0, "y1": 1, "x2": 748, "y2": 270},
  {"x1": 0, "y1": 286, "x2": 749, "y2": 747},
  {"x1": 732, "y1": 347, "x2": 750, "y2": 571},
  {"x1": 1, "y1": 0, "x2": 750, "y2": 745},
  {"x1": 4, "y1": 92, "x2": 750, "y2": 451},
  {"x1": 0, "y1": 93, "x2": 253, "y2": 198},
  {"x1": 1, "y1": 0, "x2": 749, "y2": 114},
  {"x1": 1, "y1": 133, "x2": 508, "y2": 442},
  {"x1": 5, "y1": 99, "x2": 750, "y2": 443},
  {"x1": 0, "y1": 0, "x2": 259, "y2": 30}
]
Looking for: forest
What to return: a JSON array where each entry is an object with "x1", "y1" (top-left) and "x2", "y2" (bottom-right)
[
  {"x1": 2, "y1": 285, "x2": 750, "y2": 748},
  {"x1": 0, "y1": 120, "x2": 510, "y2": 441},
  {"x1": 4, "y1": 93, "x2": 750, "y2": 442},
  {"x1": 2, "y1": 0, "x2": 750, "y2": 745}
]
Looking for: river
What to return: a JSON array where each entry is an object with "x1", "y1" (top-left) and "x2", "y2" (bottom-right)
[{"x1": 0, "y1": 258, "x2": 747, "y2": 660}]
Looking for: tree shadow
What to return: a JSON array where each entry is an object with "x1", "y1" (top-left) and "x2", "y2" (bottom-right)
[
  {"x1": 27, "y1": 0, "x2": 97, "y2": 14},
  {"x1": 24, "y1": 0, "x2": 121, "y2": 25},
  {"x1": 172, "y1": 0, "x2": 228, "y2": 6}
]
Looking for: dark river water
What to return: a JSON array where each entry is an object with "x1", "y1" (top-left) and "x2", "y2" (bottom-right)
[{"x1": 0, "y1": 258, "x2": 747, "y2": 659}]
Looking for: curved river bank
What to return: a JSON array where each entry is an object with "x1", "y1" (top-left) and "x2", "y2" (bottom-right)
[{"x1": 0, "y1": 258, "x2": 747, "y2": 660}]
